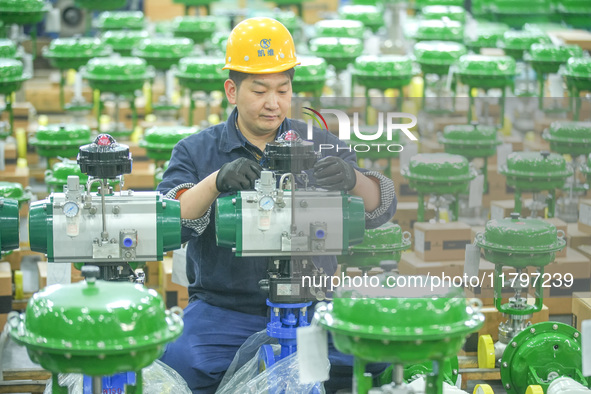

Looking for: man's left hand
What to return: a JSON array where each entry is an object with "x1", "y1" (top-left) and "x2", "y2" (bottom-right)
[{"x1": 313, "y1": 156, "x2": 357, "y2": 191}]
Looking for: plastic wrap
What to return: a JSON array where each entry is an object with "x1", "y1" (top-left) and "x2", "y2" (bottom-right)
[
  {"x1": 217, "y1": 330, "x2": 325, "y2": 394},
  {"x1": 43, "y1": 360, "x2": 191, "y2": 394}
]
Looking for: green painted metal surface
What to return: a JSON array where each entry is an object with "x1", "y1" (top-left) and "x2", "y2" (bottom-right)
[
  {"x1": 346, "y1": 127, "x2": 402, "y2": 160},
  {"x1": 421, "y1": 5, "x2": 466, "y2": 22},
  {"x1": 564, "y1": 57, "x2": 591, "y2": 90},
  {"x1": 29, "y1": 124, "x2": 92, "y2": 158},
  {"x1": 412, "y1": 19, "x2": 464, "y2": 43},
  {"x1": 464, "y1": 22, "x2": 509, "y2": 51},
  {"x1": 132, "y1": 37, "x2": 195, "y2": 70},
  {"x1": 542, "y1": 121, "x2": 591, "y2": 156},
  {"x1": 95, "y1": 11, "x2": 145, "y2": 30},
  {"x1": 157, "y1": 195, "x2": 182, "y2": 257},
  {"x1": 101, "y1": 30, "x2": 150, "y2": 56},
  {"x1": 0, "y1": 181, "x2": 31, "y2": 205},
  {"x1": 500, "y1": 151, "x2": 572, "y2": 192},
  {"x1": 500, "y1": 322, "x2": 589, "y2": 394},
  {"x1": 527, "y1": 44, "x2": 583, "y2": 74},
  {"x1": 0, "y1": 39, "x2": 17, "y2": 58},
  {"x1": 173, "y1": 0, "x2": 216, "y2": 5},
  {"x1": 456, "y1": 54, "x2": 516, "y2": 89},
  {"x1": 0, "y1": 0, "x2": 49, "y2": 25},
  {"x1": 175, "y1": 56, "x2": 228, "y2": 92},
  {"x1": 352, "y1": 55, "x2": 414, "y2": 89},
  {"x1": 415, "y1": 0, "x2": 464, "y2": 8},
  {"x1": 0, "y1": 197, "x2": 19, "y2": 252},
  {"x1": 489, "y1": 0, "x2": 552, "y2": 29},
  {"x1": 43, "y1": 37, "x2": 112, "y2": 70},
  {"x1": 309, "y1": 37, "x2": 364, "y2": 72},
  {"x1": 413, "y1": 41, "x2": 467, "y2": 75},
  {"x1": 499, "y1": 30, "x2": 551, "y2": 61},
  {"x1": 9, "y1": 278, "x2": 183, "y2": 376},
  {"x1": 173, "y1": 16, "x2": 217, "y2": 44},
  {"x1": 44, "y1": 159, "x2": 120, "y2": 193},
  {"x1": 319, "y1": 284, "x2": 484, "y2": 363},
  {"x1": 401, "y1": 153, "x2": 476, "y2": 194},
  {"x1": 338, "y1": 222, "x2": 411, "y2": 268},
  {"x1": 206, "y1": 31, "x2": 228, "y2": 54},
  {"x1": 404, "y1": 358, "x2": 459, "y2": 385},
  {"x1": 339, "y1": 5, "x2": 384, "y2": 33},
  {"x1": 215, "y1": 192, "x2": 240, "y2": 250},
  {"x1": 314, "y1": 19, "x2": 365, "y2": 39},
  {"x1": 292, "y1": 56, "x2": 327, "y2": 94},
  {"x1": 583, "y1": 154, "x2": 591, "y2": 180},
  {"x1": 476, "y1": 216, "x2": 566, "y2": 268},
  {"x1": 82, "y1": 56, "x2": 154, "y2": 93},
  {"x1": 75, "y1": 0, "x2": 126, "y2": 10},
  {"x1": 140, "y1": 126, "x2": 199, "y2": 161},
  {"x1": 439, "y1": 124, "x2": 500, "y2": 158},
  {"x1": 0, "y1": 58, "x2": 29, "y2": 95},
  {"x1": 28, "y1": 199, "x2": 51, "y2": 257},
  {"x1": 557, "y1": 0, "x2": 591, "y2": 29}
]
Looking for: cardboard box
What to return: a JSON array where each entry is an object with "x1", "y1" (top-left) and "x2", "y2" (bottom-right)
[
  {"x1": 523, "y1": 135, "x2": 550, "y2": 152},
  {"x1": 414, "y1": 222, "x2": 472, "y2": 261},
  {"x1": 160, "y1": 258, "x2": 189, "y2": 309},
  {"x1": 543, "y1": 218, "x2": 568, "y2": 258},
  {"x1": 543, "y1": 247, "x2": 591, "y2": 314},
  {"x1": 38, "y1": 261, "x2": 47, "y2": 289},
  {"x1": 143, "y1": 260, "x2": 160, "y2": 289},
  {"x1": 0, "y1": 261, "x2": 11, "y2": 296},
  {"x1": 578, "y1": 200, "x2": 591, "y2": 234},
  {"x1": 567, "y1": 223, "x2": 591, "y2": 249},
  {"x1": 121, "y1": 163, "x2": 156, "y2": 191},
  {"x1": 391, "y1": 201, "x2": 436, "y2": 236},
  {"x1": 419, "y1": 138, "x2": 444, "y2": 154},
  {"x1": 572, "y1": 292, "x2": 591, "y2": 331},
  {"x1": 0, "y1": 262, "x2": 12, "y2": 317},
  {"x1": 549, "y1": 29, "x2": 591, "y2": 51},
  {"x1": 0, "y1": 313, "x2": 7, "y2": 331},
  {"x1": 399, "y1": 251, "x2": 465, "y2": 279},
  {"x1": 578, "y1": 244, "x2": 591, "y2": 261},
  {"x1": 490, "y1": 199, "x2": 532, "y2": 221},
  {"x1": 501, "y1": 134, "x2": 524, "y2": 152}
]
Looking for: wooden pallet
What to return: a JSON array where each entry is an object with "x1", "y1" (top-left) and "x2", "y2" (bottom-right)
[
  {"x1": 0, "y1": 369, "x2": 50, "y2": 394},
  {"x1": 458, "y1": 355, "x2": 501, "y2": 390}
]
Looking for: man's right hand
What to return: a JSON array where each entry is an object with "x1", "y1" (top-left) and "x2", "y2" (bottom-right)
[{"x1": 215, "y1": 157, "x2": 263, "y2": 193}]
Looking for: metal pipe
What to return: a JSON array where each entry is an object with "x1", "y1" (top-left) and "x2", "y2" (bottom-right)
[
  {"x1": 92, "y1": 376, "x2": 102, "y2": 394},
  {"x1": 100, "y1": 179, "x2": 108, "y2": 241},
  {"x1": 279, "y1": 173, "x2": 296, "y2": 234}
]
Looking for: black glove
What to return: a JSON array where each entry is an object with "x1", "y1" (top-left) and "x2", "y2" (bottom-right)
[
  {"x1": 216, "y1": 157, "x2": 263, "y2": 193},
  {"x1": 313, "y1": 156, "x2": 357, "y2": 191}
]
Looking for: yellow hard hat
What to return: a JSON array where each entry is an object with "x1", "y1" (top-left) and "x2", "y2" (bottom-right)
[{"x1": 223, "y1": 17, "x2": 300, "y2": 74}]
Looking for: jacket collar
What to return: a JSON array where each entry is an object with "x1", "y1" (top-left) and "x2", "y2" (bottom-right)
[{"x1": 218, "y1": 107, "x2": 290, "y2": 153}]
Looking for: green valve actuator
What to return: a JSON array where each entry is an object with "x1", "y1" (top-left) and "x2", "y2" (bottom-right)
[
  {"x1": 0, "y1": 197, "x2": 19, "y2": 252},
  {"x1": 29, "y1": 135, "x2": 181, "y2": 270},
  {"x1": 473, "y1": 214, "x2": 589, "y2": 394}
]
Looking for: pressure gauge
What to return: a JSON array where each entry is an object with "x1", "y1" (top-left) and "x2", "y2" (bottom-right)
[
  {"x1": 63, "y1": 201, "x2": 80, "y2": 218},
  {"x1": 259, "y1": 196, "x2": 275, "y2": 211}
]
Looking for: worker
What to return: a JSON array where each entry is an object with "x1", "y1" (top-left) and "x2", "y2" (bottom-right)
[{"x1": 157, "y1": 17, "x2": 397, "y2": 393}]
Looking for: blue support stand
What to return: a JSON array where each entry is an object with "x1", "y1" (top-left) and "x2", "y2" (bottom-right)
[{"x1": 83, "y1": 371, "x2": 137, "y2": 394}]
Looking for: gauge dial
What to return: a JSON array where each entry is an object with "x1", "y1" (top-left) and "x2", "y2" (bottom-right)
[
  {"x1": 63, "y1": 201, "x2": 80, "y2": 218},
  {"x1": 259, "y1": 196, "x2": 275, "y2": 211}
]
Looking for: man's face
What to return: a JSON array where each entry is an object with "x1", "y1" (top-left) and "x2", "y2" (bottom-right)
[{"x1": 225, "y1": 73, "x2": 292, "y2": 137}]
